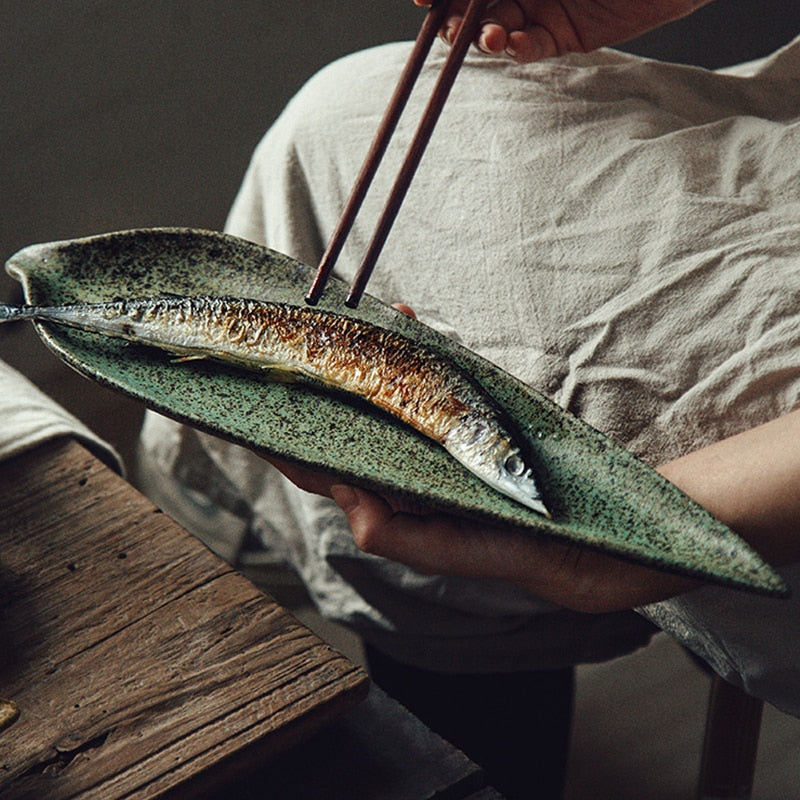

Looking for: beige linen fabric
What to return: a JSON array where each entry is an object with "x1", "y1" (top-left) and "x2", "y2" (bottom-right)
[
  {"x1": 0, "y1": 358, "x2": 120, "y2": 471},
  {"x1": 140, "y1": 38, "x2": 800, "y2": 690}
]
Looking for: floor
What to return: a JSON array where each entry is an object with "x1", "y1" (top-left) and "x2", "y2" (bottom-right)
[{"x1": 2, "y1": 317, "x2": 799, "y2": 798}]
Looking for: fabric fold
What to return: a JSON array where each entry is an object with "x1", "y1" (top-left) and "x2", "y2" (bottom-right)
[{"x1": 0, "y1": 358, "x2": 122, "y2": 473}]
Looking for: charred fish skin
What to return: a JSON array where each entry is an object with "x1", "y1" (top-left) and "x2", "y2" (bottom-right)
[{"x1": 0, "y1": 296, "x2": 550, "y2": 516}]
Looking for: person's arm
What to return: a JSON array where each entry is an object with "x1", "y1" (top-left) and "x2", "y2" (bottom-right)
[
  {"x1": 413, "y1": 0, "x2": 717, "y2": 63},
  {"x1": 293, "y1": 408, "x2": 800, "y2": 613},
  {"x1": 658, "y1": 409, "x2": 800, "y2": 568}
]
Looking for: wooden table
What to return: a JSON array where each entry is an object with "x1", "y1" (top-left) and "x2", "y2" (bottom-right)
[
  {"x1": 0, "y1": 437, "x2": 502, "y2": 799},
  {"x1": 0, "y1": 437, "x2": 368, "y2": 799}
]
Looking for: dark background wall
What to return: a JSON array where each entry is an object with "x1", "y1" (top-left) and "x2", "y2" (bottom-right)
[
  {"x1": 2, "y1": 1, "x2": 799, "y2": 463},
  {"x1": 4, "y1": 1, "x2": 799, "y2": 268}
]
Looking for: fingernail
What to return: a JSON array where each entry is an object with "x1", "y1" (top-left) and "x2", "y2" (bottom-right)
[
  {"x1": 444, "y1": 18, "x2": 461, "y2": 45},
  {"x1": 331, "y1": 484, "x2": 358, "y2": 514}
]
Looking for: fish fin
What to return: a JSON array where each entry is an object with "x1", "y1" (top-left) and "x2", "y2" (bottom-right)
[
  {"x1": 260, "y1": 366, "x2": 301, "y2": 384},
  {"x1": 172, "y1": 354, "x2": 207, "y2": 364}
]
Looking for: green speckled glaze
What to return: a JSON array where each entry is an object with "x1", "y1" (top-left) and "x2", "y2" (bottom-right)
[{"x1": 5, "y1": 228, "x2": 787, "y2": 596}]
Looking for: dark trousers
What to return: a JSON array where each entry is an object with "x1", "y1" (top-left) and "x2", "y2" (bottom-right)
[{"x1": 364, "y1": 643, "x2": 575, "y2": 800}]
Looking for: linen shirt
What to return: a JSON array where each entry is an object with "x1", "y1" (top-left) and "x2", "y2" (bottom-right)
[{"x1": 140, "y1": 38, "x2": 800, "y2": 706}]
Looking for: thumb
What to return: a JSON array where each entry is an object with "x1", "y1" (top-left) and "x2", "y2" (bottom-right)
[{"x1": 330, "y1": 484, "x2": 398, "y2": 554}]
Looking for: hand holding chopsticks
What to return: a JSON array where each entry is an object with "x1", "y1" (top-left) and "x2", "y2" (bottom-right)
[{"x1": 305, "y1": 0, "x2": 492, "y2": 308}]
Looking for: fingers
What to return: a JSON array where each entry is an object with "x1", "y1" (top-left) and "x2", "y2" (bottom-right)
[
  {"x1": 506, "y1": 26, "x2": 558, "y2": 62},
  {"x1": 331, "y1": 483, "x2": 503, "y2": 576},
  {"x1": 392, "y1": 302, "x2": 416, "y2": 318},
  {"x1": 477, "y1": 1, "x2": 526, "y2": 54},
  {"x1": 430, "y1": 1, "x2": 528, "y2": 57},
  {"x1": 476, "y1": 21, "x2": 509, "y2": 54},
  {"x1": 331, "y1": 482, "x2": 698, "y2": 612},
  {"x1": 265, "y1": 455, "x2": 338, "y2": 498},
  {"x1": 423, "y1": 2, "x2": 564, "y2": 64},
  {"x1": 331, "y1": 484, "x2": 573, "y2": 601}
]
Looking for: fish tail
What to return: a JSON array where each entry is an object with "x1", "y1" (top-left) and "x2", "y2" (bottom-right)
[{"x1": 0, "y1": 303, "x2": 35, "y2": 323}]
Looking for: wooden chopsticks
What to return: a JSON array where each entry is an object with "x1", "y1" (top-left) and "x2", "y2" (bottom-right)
[{"x1": 305, "y1": 0, "x2": 492, "y2": 307}]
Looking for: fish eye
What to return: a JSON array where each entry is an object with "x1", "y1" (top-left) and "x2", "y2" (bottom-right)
[{"x1": 504, "y1": 453, "x2": 526, "y2": 477}]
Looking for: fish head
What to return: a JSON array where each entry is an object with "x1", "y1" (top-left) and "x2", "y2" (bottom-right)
[
  {"x1": 444, "y1": 419, "x2": 550, "y2": 518},
  {"x1": 490, "y1": 442, "x2": 551, "y2": 519}
]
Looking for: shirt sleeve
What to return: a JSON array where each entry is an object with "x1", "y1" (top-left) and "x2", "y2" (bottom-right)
[{"x1": 640, "y1": 563, "x2": 800, "y2": 717}]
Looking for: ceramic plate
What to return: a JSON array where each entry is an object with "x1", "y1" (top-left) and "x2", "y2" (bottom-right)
[{"x1": 5, "y1": 228, "x2": 786, "y2": 595}]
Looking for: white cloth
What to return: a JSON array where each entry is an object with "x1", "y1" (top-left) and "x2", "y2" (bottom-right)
[
  {"x1": 642, "y1": 577, "x2": 800, "y2": 718},
  {"x1": 140, "y1": 38, "x2": 800, "y2": 693},
  {"x1": 0, "y1": 358, "x2": 121, "y2": 471}
]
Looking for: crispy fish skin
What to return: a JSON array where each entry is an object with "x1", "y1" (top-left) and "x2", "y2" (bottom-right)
[{"x1": 0, "y1": 296, "x2": 549, "y2": 516}]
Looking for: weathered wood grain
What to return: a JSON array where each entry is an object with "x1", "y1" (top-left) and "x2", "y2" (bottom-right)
[{"x1": 0, "y1": 437, "x2": 368, "y2": 800}]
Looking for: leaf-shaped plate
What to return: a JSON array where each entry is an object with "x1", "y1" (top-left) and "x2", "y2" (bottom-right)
[{"x1": 5, "y1": 228, "x2": 787, "y2": 596}]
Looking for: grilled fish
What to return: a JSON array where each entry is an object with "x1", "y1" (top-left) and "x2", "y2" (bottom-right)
[{"x1": 0, "y1": 296, "x2": 550, "y2": 516}]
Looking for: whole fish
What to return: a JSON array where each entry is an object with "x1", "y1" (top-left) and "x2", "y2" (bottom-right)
[{"x1": 0, "y1": 296, "x2": 550, "y2": 516}]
